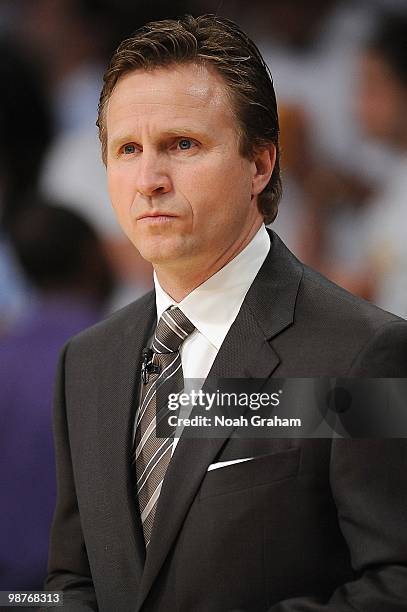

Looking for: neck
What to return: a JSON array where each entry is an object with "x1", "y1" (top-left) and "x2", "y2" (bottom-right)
[{"x1": 154, "y1": 221, "x2": 263, "y2": 302}]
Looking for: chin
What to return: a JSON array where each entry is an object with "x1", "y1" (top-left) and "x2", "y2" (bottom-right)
[
  {"x1": 136, "y1": 243, "x2": 183, "y2": 266},
  {"x1": 133, "y1": 233, "x2": 194, "y2": 267}
]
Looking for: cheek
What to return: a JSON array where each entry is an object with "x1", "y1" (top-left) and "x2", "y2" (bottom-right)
[
  {"x1": 107, "y1": 168, "x2": 132, "y2": 213},
  {"x1": 186, "y1": 164, "x2": 253, "y2": 237},
  {"x1": 189, "y1": 155, "x2": 251, "y2": 206},
  {"x1": 106, "y1": 170, "x2": 137, "y2": 241}
]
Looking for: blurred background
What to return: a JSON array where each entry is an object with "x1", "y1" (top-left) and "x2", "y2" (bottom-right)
[{"x1": 1, "y1": 0, "x2": 407, "y2": 591}]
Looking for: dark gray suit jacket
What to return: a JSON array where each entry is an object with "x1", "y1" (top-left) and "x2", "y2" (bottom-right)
[{"x1": 45, "y1": 231, "x2": 407, "y2": 611}]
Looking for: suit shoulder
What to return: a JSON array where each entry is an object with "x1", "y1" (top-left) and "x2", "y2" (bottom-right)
[
  {"x1": 267, "y1": 230, "x2": 405, "y2": 333},
  {"x1": 272, "y1": 255, "x2": 407, "y2": 376},
  {"x1": 300, "y1": 263, "x2": 406, "y2": 332}
]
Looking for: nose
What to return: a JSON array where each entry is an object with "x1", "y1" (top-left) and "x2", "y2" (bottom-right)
[{"x1": 136, "y1": 151, "x2": 172, "y2": 197}]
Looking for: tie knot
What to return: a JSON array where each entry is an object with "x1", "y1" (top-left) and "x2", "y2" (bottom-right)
[{"x1": 152, "y1": 307, "x2": 195, "y2": 354}]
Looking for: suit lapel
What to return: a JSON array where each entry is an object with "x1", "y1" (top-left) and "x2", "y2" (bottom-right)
[
  {"x1": 136, "y1": 231, "x2": 303, "y2": 610},
  {"x1": 96, "y1": 291, "x2": 156, "y2": 595}
]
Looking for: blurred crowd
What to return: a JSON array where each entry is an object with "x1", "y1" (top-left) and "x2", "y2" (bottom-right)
[{"x1": 0, "y1": 0, "x2": 406, "y2": 591}]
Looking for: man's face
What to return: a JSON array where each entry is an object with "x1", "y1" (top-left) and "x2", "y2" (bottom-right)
[{"x1": 106, "y1": 63, "x2": 266, "y2": 273}]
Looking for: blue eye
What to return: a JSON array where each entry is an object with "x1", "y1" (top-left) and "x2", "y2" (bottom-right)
[
  {"x1": 123, "y1": 144, "x2": 136, "y2": 154},
  {"x1": 178, "y1": 139, "x2": 192, "y2": 150}
]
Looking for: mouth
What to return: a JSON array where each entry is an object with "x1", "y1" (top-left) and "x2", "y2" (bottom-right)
[{"x1": 137, "y1": 212, "x2": 177, "y2": 223}]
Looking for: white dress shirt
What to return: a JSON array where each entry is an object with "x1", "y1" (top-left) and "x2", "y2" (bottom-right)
[{"x1": 153, "y1": 224, "x2": 271, "y2": 452}]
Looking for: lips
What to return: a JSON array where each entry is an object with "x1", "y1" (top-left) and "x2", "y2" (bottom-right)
[{"x1": 137, "y1": 211, "x2": 176, "y2": 220}]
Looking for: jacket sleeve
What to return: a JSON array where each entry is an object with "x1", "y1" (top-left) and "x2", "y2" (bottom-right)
[
  {"x1": 43, "y1": 342, "x2": 98, "y2": 612},
  {"x1": 264, "y1": 321, "x2": 407, "y2": 611}
]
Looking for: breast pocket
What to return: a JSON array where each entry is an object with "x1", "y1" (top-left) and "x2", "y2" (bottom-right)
[{"x1": 199, "y1": 447, "x2": 301, "y2": 500}]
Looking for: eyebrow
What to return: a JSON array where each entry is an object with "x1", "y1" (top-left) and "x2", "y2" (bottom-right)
[{"x1": 161, "y1": 127, "x2": 205, "y2": 138}]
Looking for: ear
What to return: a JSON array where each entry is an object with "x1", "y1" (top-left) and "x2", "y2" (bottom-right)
[{"x1": 251, "y1": 144, "x2": 276, "y2": 198}]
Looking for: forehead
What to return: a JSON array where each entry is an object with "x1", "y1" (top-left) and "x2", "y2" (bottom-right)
[{"x1": 106, "y1": 62, "x2": 237, "y2": 135}]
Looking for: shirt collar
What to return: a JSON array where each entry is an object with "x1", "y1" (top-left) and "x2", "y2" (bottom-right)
[{"x1": 154, "y1": 224, "x2": 270, "y2": 350}]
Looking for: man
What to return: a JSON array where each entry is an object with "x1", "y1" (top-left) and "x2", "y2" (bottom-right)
[{"x1": 45, "y1": 15, "x2": 407, "y2": 611}]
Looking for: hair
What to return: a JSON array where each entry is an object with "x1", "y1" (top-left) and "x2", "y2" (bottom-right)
[
  {"x1": 367, "y1": 13, "x2": 407, "y2": 84},
  {"x1": 97, "y1": 14, "x2": 282, "y2": 224}
]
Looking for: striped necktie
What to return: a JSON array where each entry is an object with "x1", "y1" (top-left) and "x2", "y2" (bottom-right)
[{"x1": 133, "y1": 306, "x2": 195, "y2": 548}]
